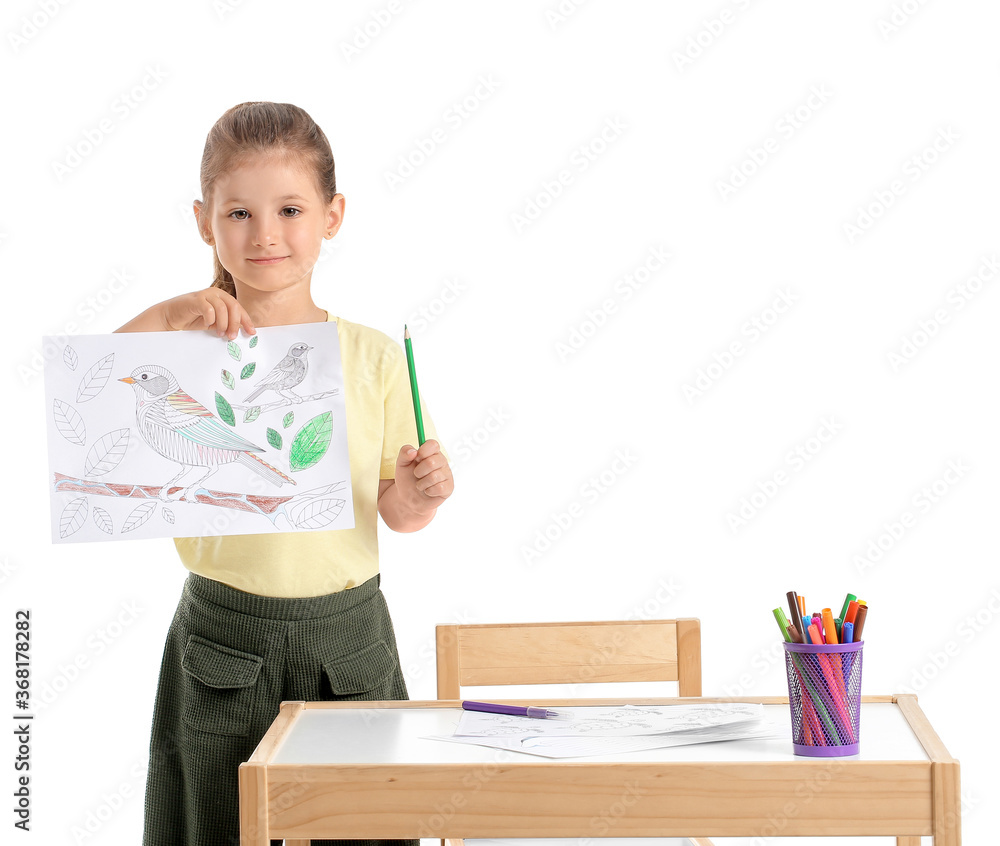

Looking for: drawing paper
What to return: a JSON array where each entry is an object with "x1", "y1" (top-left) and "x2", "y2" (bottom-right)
[{"x1": 43, "y1": 322, "x2": 354, "y2": 543}]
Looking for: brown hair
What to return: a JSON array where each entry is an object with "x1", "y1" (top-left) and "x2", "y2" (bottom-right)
[{"x1": 196, "y1": 101, "x2": 338, "y2": 296}]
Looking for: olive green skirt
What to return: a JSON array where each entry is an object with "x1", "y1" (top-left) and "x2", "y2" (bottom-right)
[{"x1": 143, "y1": 571, "x2": 417, "y2": 846}]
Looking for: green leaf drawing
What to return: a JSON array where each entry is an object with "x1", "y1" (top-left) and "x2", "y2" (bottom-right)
[
  {"x1": 240, "y1": 362, "x2": 256, "y2": 380},
  {"x1": 228, "y1": 341, "x2": 241, "y2": 361},
  {"x1": 221, "y1": 369, "x2": 236, "y2": 391},
  {"x1": 249, "y1": 335, "x2": 258, "y2": 348},
  {"x1": 215, "y1": 392, "x2": 236, "y2": 426},
  {"x1": 282, "y1": 411, "x2": 294, "y2": 429},
  {"x1": 289, "y1": 411, "x2": 333, "y2": 472},
  {"x1": 244, "y1": 406, "x2": 261, "y2": 423},
  {"x1": 266, "y1": 427, "x2": 282, "y2": 450}
]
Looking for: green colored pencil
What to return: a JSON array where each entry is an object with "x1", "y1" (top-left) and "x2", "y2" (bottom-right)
[{"x1": 404, "y1": 325, "x2": 426, "y2": 445}]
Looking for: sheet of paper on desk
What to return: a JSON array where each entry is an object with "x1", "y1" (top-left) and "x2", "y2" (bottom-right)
[
  {"x1": 425, "y1": 719, "x2": 783, "y2": 759},
  {"x1": 424, "y1": 703, "x2": 784, "y2": 758},
  {"x1": 455, "y1": 703, "x2": 766, "y2": 737}
]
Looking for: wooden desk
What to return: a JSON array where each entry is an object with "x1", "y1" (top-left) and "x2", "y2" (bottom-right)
[{"x1": 239, "y1": 694, "x2": 960, "y2": 845}]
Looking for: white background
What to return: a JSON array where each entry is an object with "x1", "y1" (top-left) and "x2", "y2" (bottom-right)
[{"x1": 4, "y1": 1, "x2": 997, "y2": 844}]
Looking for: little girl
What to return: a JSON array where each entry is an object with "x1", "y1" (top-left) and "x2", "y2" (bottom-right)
[{"x1": 116, "y1": 101, "x2": 453, "y2": 846}]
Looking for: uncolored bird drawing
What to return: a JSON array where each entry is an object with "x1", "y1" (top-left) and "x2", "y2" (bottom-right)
[
  {"x1": 119, "y1": 365, "x2": 295, "y2": 502},
  {"x1": 243, "y1": 342, "x2": 313, "y2": 404}
]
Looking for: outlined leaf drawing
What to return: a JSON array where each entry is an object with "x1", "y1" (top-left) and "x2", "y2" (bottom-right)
[
  {"x1": 215, "y1": 392, "x2": 236, "y2": 427},
  {"x1": 291, "y1": 497, "x2": 345, "y2": 529},
  {"x1": 92, "y1": 506, "x2": 113, "y2": 534},
  {"x1": 59, "y1": 497, "x2": 89, "y2": 539},
  {"x1": 266, "y1": 427, "x2": 282, "y2": 450},
  {"x1": 53, "y1": 399, "x2": 86, "y2": 445},
  {"x1": 249, "y1": 335, "x2": 258, "y2": 349},
  {"x1": 84, "y1": 429, "x2": 130, "y2": 477},
  {"x1": 77, "y1": 353, "x2": 115, "y2": 403},
  {"x1": 244, "y1": 406, "x2": 261, "y2": 423},
  {"x1": 122, "y1": 501, "x2": 156, "y2": 534},
  {"x1": 240, "y1": 362, "x2": 256, "y2": 380},
  {"x1": 162, "y1": 507, "x2": 175, "y2": 525},
  {"x1": 221, "y1": 370, "x2": 236, "y2": 391},
  {"x1": 228, "y1": 341, "x2": 242, "y2": 361},
  {"x1": 64, "y1": 345, "x2": 78, "y2": 370},
  {"x1": 282, "y1": 411, "x2": 294, "y2": 429},
  {"x1": 289, "y1": 411, "x2": 333, "y2": 472}
]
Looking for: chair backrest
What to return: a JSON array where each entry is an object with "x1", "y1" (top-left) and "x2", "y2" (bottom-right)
[{"x1": 435, "y1": 618, "x2": 701, "y2": 699}]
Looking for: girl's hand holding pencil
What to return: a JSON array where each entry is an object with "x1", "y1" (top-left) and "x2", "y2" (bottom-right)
[
  {"x1": 394, "y1": 441, "x2": 454, "y2": 506},
  {"x1": 377, "y1": 441, "x2": 454, "y2": 532}
]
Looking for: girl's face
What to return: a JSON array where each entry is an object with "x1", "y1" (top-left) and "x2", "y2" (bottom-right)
[{"x1": 204, "y1": 154, "x2": 343, "y2": 298}]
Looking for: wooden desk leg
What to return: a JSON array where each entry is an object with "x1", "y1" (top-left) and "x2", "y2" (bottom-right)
[
  {"x1": 238, "y1": 762, "x2": 269, "y2": 846},
  {"x1": 933, "y1": 759, "x2": 962, "y2": 846}
]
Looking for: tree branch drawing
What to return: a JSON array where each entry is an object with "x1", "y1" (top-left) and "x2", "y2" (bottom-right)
[
  {"x1": 227, "y1": 387, "x2": 340, "y2": 413},
  {"x1": 52, "y1": 473, "x2": 347, "y2": 536}
]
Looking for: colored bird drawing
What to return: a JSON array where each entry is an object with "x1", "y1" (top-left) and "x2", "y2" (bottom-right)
[
  {"x1": 120, "y1": 365, "x2": 295, "y2": 502},
  {"x1": 243, "y1": 342, "x2": 313, "y2": 404}
]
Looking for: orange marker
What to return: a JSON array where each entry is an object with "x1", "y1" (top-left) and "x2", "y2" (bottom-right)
[
  {"x1": 807, "y1": 623, "x2": 823, "y2": 645},
  {"x1": 822, "y1": 608, "x2": 839, "y2": 645},
  {"x1": 798, "y1": 595, "x2": 806, "y2": 617},
  {"x1": 844, "y1": 600, "x2": 860, "y2": 627}
]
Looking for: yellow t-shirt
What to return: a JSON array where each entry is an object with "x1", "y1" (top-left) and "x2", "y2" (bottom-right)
[{"x1": 173, "y1": 313, "x2": 443, "y2": 597}]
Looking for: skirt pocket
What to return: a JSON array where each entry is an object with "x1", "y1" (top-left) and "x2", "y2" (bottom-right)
[
  {"x1": 322, "y1": 639, "x2": 396, "y2": 700},
  {"x1": 180, "y1": 634, "x2": 263, "y2": 737}
]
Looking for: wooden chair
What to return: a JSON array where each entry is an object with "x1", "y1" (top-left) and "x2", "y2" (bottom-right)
[
  {"x1": 436, "y1": 618, "x2": 703, "y2": 698},
  {"x1": 435, "y1": 618, "x2": 713, "y2": 846}
]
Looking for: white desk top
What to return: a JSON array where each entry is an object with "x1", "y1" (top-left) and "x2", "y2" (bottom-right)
[{"x1": 270, "y1": 703, "x2": 929, "y2": 765}]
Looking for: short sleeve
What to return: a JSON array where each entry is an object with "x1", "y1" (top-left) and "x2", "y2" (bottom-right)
[{"x1": 379, "y1": 340, "x2": 448, "y2": 478}]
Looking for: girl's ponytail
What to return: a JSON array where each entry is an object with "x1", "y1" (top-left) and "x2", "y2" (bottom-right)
[{"x1": 209, "y1": 249, "x2": 236, "y2": 297}]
